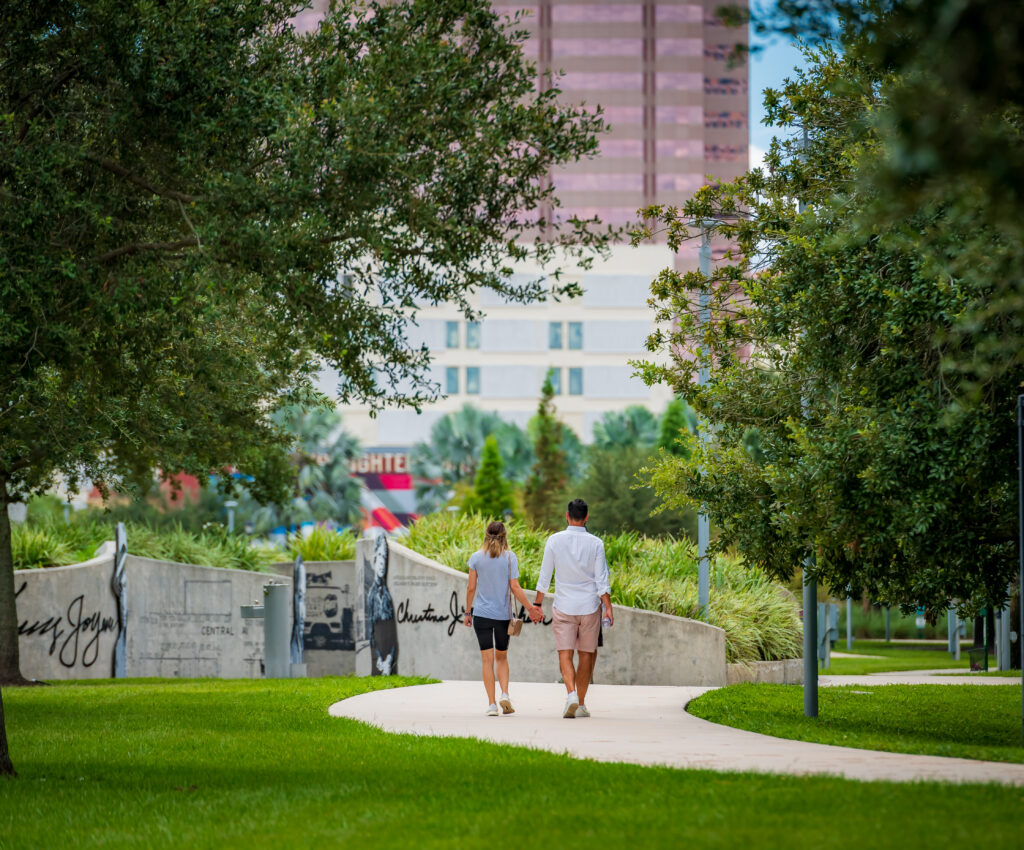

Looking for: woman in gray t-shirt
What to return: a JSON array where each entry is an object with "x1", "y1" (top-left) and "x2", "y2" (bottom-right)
[{"x1": 463, "y1": 521, "x2": 542, "y2": 716}]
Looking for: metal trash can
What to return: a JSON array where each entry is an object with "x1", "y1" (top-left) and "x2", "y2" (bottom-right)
[{"x1": 967, "y1": 646, "x2": 988, "y2": 672}]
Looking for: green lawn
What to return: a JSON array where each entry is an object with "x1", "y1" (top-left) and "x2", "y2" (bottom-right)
[
  {"x1": 825, "y1": 640, "x2": 971, "y2": 675},
  {"x1": 688, "y1": 682, "x2": 1024, "y2": 764},
  {"x1": 1, "y1": 679, "x2": 1022, "y2": 849}
]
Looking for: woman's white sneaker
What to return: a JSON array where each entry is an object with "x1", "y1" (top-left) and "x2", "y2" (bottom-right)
[
  {"x1": 499, "y1": 694, "x2": 514, "y2": 714},
  {"x1": 576, "y1": 705, "x2": 590, "y2": 718},
  {"x1": 486, "y1": 704, "x2": 499, "y2": 716}
]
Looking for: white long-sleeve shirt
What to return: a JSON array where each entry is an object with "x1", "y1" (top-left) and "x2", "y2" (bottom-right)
[{"x1": 536, "y1": 525, "x2": 611, "y2": 615}]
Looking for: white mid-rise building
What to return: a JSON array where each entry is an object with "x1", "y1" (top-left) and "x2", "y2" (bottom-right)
[{"x1": 331, "y1": 243, "x2": 677, "y2": 448}]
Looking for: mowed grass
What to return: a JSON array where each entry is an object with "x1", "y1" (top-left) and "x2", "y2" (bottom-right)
[
  {"x1": 688, "y1": 683, "x2": 1024, "y2": 764},
  {"x1": 826, "y1": 640, "x2": 971, "y2": 675},
  {"x1": 1, "y1": 680, "x2": 1023, "y2": 850}
]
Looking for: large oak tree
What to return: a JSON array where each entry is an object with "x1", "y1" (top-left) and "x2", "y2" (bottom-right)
[
  {"x1": 636, "y1": 45, "x2": 1018, "y2": 615},
  {"x1": 0, "y1": 0, "x2": 609, "y2": 766}
]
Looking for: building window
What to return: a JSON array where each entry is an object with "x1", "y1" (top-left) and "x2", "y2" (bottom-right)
[
  {"x1": 446, "y1": 321, "x2": 460, "y2": 348},
  {"x1": 446, "y1": 366, "x2": 459, "y2": 395},
  {"x1": 466, "y1": 321, "x2": 480, "y2": 349},
  {"x1": 569, "y1": 367, "x2": 583, "y2": 396},
  {"x1": 548, "y1": 368, "x2": 562, "y2": 395},
  {"x1": 568, "y1": 322, "x2": 583, "y2": 350},
  {"x1": 466, "y1": 366, "x2": 480, "y2": 395},
  {"x1": 549, "y1": 321, "x2": 563, "y2": 349}
]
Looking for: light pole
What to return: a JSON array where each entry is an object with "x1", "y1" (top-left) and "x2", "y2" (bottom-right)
[
  {"x1": 225, "y1": 499, "x2": 238, "y2": 534},
  {"x1": 696, "y1": 225, "x2": 712, "y2": 614},
  {"x1": 796, "y1": 125, "x2": 817, "y2": 718}
]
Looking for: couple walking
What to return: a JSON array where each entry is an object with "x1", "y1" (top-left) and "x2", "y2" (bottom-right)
[{"x1": 462, "y1": 498, "x2": 613, "y2": 718}]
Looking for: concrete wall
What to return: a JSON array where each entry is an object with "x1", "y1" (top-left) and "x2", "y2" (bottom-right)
[
  {"x1": 727, "y1": 659, "x2": 804, "y2": 686},
  {"x1": 15, "y1": 556, "x2": 285, "y2": 680},
  {"x1": 290, "y1": 560, "x2": 357, "y2": 677},
  {"x1": 123, "y1": 556, "x2": 275, "y2": 678},
  {"x1": 14, "y1": 555, "x2": 120, "y2": 680},
  {"x1": 354, "y1": 538, "x2": 727, "y2": 686}
]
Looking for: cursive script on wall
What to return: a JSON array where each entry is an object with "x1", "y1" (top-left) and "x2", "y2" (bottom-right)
[
  {"x1": 397, "y1": 591, "x2": 551, "y2": 637},
  {"x1": 15, "y1": 582, "x2": 117, "y2": 668}
]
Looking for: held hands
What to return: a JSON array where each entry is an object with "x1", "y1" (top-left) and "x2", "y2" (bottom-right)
[{"x1": 528, "y1": 604, "x2": 543, "y2": 624}]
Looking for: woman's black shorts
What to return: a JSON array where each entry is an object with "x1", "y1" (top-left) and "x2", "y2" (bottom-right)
[{"x1": 472, "y1": 615, "x2": 511, "y2": 652}]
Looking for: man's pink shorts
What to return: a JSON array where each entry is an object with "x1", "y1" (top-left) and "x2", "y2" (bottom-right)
[{"x1": 551, "y1": 606, "x2": 601, "y2": 653}]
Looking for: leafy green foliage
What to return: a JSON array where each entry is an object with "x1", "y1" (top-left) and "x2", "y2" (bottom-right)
[
  {"x1": 3, "y1": 679, "x2": 1023, "y2": 846},
  {"x1": 409, "y1": 404, "x2": 533, "y2": 512},
  {"x1": 286, "y1": 527, "x2": 357, "y2": 562},
  {"x1": 635, "y1": 46, "x2": 1018, "y2": 614},
  {"x1": 522, "y1": 371, "x2": 571, "y2": 531},
  {"x1": 576, "y1": 446, "x2": 695, "y2": 539},
  {"x1": 591, "y1": 405, "x2": 659, "y2": 450},
  {"x1": 404, "y1": 511, "x2": 802, "y2": 663},
  {"x1": 689, "y1": 683, "x2": 1024, "y2": 764},
  {"x1": 461, "y1": 436, "x2": 514, "y2": 520},
  {"x1": 658, "y1": 398, "x2": 697, "y2": 457},
  {"x1": 735, "y1": 0, "x2": 1024, "y2": 390},
  {"x1": 239, "y1": 406, "x2": 361, "y2": 533}
]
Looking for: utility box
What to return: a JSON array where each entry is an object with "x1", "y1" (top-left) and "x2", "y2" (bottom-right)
[{"x1": 239, "y1": 582, "x2": 292, "y2": 679}]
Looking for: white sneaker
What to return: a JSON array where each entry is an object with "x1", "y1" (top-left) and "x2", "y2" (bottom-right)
[
  {"x1": 486, "y1": 704, "x2": 499, "y2": 716},
  {"x1": 500, "y1": 693, "x2": 514, "y2": 714},
  {"x1": 563, "y1": 692, "x2": 579, "y2": 718},
  {"x1": 576, "y1": 705, "x2": 590, "y2": 718}
]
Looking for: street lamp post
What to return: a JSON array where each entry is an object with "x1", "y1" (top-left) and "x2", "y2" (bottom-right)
[
  {"x1": 225, "y1": 499, "x2": 238, "y2": 534},
  {"x1": 696, "y1": 226, "x2": 712, "y2": 614},
  {"x1": 796, "y1": 125, "x2": 818, "y2": 718}
]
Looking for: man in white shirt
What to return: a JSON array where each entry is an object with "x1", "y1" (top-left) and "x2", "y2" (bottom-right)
[{"x1": 533, "y1": 498, "x2": 613, "y2": 718}]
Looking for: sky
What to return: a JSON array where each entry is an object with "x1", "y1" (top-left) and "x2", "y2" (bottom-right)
[{"x1": 747, "y1": 29, "x2": 809, "y2": 169}]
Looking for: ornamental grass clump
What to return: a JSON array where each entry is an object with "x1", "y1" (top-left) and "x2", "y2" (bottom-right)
[
  {"x1": 12, "y1": 518, "x2": 280, "y2": 572},
  {"x1": 287, "y1": 526, "x2": 357, "y2": 561},
  {"x1": 403, "y1": 511, "x2": 801, "y2": 664}
]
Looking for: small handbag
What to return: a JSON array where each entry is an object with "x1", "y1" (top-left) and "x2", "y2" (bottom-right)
[{"x1": 506, "y1": 552, "x2": 524, "y2": 636}]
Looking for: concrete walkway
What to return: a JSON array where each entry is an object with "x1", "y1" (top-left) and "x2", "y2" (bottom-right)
[{"x1": 329, "y1": 678, "x2": 1024, "y2": 787}]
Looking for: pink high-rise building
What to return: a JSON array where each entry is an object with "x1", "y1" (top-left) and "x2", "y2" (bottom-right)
[{"x1": 491, "y1": 1, "x2": 748, "y2": 241}]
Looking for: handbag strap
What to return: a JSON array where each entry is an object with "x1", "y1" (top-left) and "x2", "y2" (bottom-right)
[{"x1": 506, "y1": 551, "x2": 516, "y2": 620}]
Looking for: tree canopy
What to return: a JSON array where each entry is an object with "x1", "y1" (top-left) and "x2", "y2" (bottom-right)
[
  {"x1": 0, "y1": 0, "x2": 610, "y2": 686},
  {"x1": 730, "y1": 0, "x2": 1024, "y2": 391},
  {"x1": 636, "y1": 44, "x2": 1019, "y2": 614}
]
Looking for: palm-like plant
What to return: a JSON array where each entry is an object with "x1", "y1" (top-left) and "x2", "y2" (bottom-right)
[
  {"x1": 410, "y1": 404, "x2": 534, "y2": 513},
  {"x1": 243, "y1": 405, "x2": 361, "y2": 532},
  {"x1": 592, "y1": 405, "x2": 660, "y2": 450}
]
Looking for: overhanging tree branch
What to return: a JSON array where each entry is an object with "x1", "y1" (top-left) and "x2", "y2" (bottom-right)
[
  {"x1": 88, "y1": 157, "x2": 203, "y2": 204},
  {"x1": 93, "y1": 238, "x2": 199, "y2": 263}
]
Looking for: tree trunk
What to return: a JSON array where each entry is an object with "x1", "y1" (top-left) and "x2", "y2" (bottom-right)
[
  {"x1": 0, "y1": 686, "x2": 15, "y2": 776},
  {"x1": 0, "y1": 475, "x2": 26, "y2": 684}
]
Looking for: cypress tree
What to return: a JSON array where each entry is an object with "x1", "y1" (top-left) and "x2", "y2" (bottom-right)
[
  {"x1": 658, "y1": 398, "x2": 696, "y2": 457},
  {"x1": 462, "y1": 436, "x2": 514, "y2": 519},
  {"x1": 523, "y1": 371, "x2": 570, "y2": 530}
]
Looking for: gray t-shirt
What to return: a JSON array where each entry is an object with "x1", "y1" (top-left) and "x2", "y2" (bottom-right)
[{"x1": 468, "y1": 549, "x2": 519, "y2": 621}]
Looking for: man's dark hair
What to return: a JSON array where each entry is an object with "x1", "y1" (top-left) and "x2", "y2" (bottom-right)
[{"x1": 567, "y1": 498, "x2": 588, "y2": 521}]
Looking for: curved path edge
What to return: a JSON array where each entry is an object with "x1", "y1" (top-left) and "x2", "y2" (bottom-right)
[{"x1": 329, "y1": 680, "x2": 1024, "y2": 787}]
